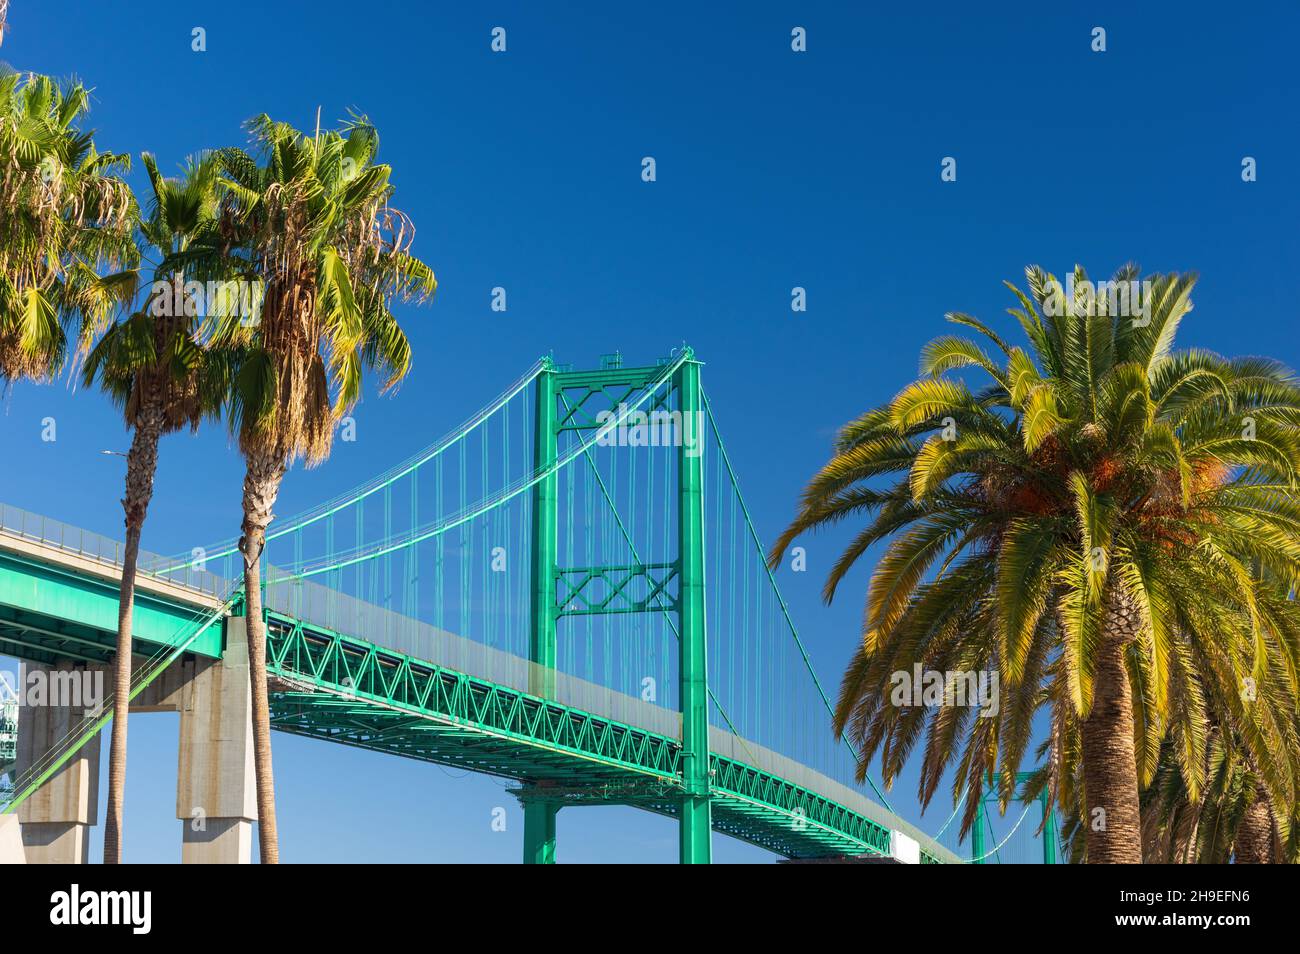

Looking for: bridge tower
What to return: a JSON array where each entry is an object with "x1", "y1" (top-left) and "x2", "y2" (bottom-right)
[
  {"x1": 523, "y1": 350, "x2": 712, "y2": 864},
  {"x1": 970, "y1": 772, "x2": 1058, "y2": 864},
  {"x1": 674, "y1": 353, "x2": 711, "y2": 863}
]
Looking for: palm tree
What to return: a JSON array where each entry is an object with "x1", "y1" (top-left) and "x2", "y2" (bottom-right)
[
  {"x1": 1133, "y1": 727, "x2": 1294, "y2": 868},
  {"x1": 1232, "y1": 780, "x2": 1283, "y2": 863},
  {"x1": 1059, "y1": 730, "x2": 1296, "y2": 863},
  {"x1": 770, "y1": 266, "x2": 1300, "y2": 862},
  {"x1": 81, "y1": 153, "x2": 234, "y2": 864},
  {"x1": 206, "y1": 114, "x2": 435, "y2": 862},
  {"x1": 0, "y1": 70, "x2": 135, "y2": 383}
]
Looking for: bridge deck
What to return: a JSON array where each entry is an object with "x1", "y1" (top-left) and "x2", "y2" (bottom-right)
[
  {"x1": 0, "y1": 506, "x2": 225, "y2": 663},
  {"x1": 0, "y1": 509, "x2": 959, "y2": 863},
  {"x1": 259, "y1": 588, "x2": 957, "y2": 862}
]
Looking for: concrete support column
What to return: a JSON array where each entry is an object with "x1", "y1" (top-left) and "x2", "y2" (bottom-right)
[
  {"x1": 176, "y1": 617, "x2": 256, "y2": 863},
  {"x1": 15, "y1": 661, "x2": 101, "y2": 864},
  {"x1": 0, "y1": 814, "x2": 25, "y2": 863}
]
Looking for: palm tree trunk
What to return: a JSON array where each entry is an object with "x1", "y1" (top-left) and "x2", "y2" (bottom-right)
[
  {"x1": 1080, "y1": 586, "x2": 1143, "y2": 863},
  {"x1": 240, "y1": 447, "x2": 286, "y2": 864},
  {"x1": 1234, "y1": 783, "x2": 1275, "y2": 863},
  {"x1": 103, "y1": 405, "x2": 164, "y2": 864}
]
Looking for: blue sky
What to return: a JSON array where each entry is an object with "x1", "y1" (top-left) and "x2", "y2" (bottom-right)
[{"x1": 2, "y1": 1, "x2": 1298, "y2": 862}]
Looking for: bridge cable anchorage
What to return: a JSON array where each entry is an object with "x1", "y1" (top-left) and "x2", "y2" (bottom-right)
[
  {"x1": 152, "y1": 359, "x2": 548, "y2": 576},
  {"x1": 280, "y1": 352, "x2": 689, "y2": 580},
  {"x1": 701, "y1": 394, "x2": 894, "y2": 811}
]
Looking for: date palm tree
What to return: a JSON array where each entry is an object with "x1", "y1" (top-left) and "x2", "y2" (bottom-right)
[
  {"x1": 206, "y1": 114, "x2": 435, "y2": 862},
  {"x1": 1059, "y1": 729, "x2": 1296, "y2": 863},
  {"x1": 771, "y1": 266, "x2": 1300, "y2": 862},
  {"x1": 81, "y1": 153, "x2": 235, "y2": 864},
  {"x1": 0, "y1": 70, "x2": 134, "y2": 383}
]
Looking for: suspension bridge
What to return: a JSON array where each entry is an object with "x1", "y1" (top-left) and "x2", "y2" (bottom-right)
[{"x1": 0, "y1": 349, "x2": 1059, "y2": 864}]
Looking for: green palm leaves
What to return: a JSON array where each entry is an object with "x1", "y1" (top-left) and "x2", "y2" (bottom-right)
[
  {"x1": 208, "y1": 114, "x2": 435, "y2": 465},
  {"x1": 771, "y1": 265, "x2": 1300, "y2": 854},
  {"x1": 0, "y1": 71, "x2": 135, "y2": 382},
  {"x1": 81, "y1": 153, "x2": 230, "y2": 430},
  {"x1": 0, "y1": 76, "x2": 435, "y2": 863}
]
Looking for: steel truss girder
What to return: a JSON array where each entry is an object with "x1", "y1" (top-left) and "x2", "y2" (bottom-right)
[
  {"x1": 709, "y1": 755, "x2": 892, "y2": 858},
  {"x1": 263, "y1": 612, "x2": 681, "y2": 783},
  {"x1": 555, "y1": 561, "x2": 678, "y2": 616},
  {"x1": 258, "y1": 608, "x2": 954, "y2": 861},
  {"x1": 508, "y1": 778, "x2": 680, "y2": 806}
]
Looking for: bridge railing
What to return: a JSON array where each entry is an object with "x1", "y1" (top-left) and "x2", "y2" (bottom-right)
[{"x1": 0, "y1": 503, "x2": 227, "y2": 598}]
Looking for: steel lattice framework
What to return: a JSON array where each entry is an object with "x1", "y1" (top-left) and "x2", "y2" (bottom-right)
[{"x1": 261, "y1": 608, "x2": 946, "y2": 861}]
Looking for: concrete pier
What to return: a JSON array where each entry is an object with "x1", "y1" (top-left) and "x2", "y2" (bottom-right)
[
  {"x1": 174, "y1": 617, "x2": 257, "y2": 863},
  {"x1": 14, "y1": 661, "x2": 102, "y2": 863},
  {"x1": 0, "y1": 813, "x2": 25, "y2": 863},
  {"x1": 13, "y1": 616, "x2": 256, "y2": 863}
]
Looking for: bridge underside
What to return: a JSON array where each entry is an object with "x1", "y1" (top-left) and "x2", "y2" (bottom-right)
[
  {"x1": 268, "y1": 689, "x2": 884, "y2": 858},
  {"x1": 0, "y1": 550, "x2": 223, "y2": 664},
  {"x1": 269, "y1": 693, "x2": 890, "y2": 859},
  {"x1": 262, "y1": 612, "x2": 925, "y2": 861},
  {"x1": 0, "y1": 604, "x2": 121, "y2": 667}
]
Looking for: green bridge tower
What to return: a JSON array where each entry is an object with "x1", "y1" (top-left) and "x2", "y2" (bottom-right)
[{"x1": 523, "y1": 350, "x2": 712, "y2": 864}]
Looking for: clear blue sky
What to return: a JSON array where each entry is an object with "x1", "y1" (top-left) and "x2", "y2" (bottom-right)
[{"x1": 2, "y1": 1, "x2": 1298, "y2": 862}]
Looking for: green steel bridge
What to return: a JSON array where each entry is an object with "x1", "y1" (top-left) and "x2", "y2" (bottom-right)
[{"x1": 0, "y1": 350, "x2": 1058, "y2": 863}]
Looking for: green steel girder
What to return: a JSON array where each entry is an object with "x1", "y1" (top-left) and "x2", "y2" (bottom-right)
[
  {"x1": 510, "y1": 778, "x2": 681, "y2": 806},
  {"x1": 0, "y1": 606, "x2": 119, "y2": 665},
  {"x1": 0, "y1": 552, "x2": 223, "y2": 660},
  {"x1": 263, "y1": 612, "x2": 682, "y2": 784},
  {"x1": 709, "y1": 755, "x2": 890, "y2": 858},
  {"x1": 556, "y1": 383, "x2": 640, "y2": 433},
  {"x1": 552, "y1": 365, "x2": 673, "y2": 390},
  {"x1": 258, "y1": 608, "x2": 952, "y2": 862},
  {"x1": 507, "y1": 783, "x2": 887, "y2": 860},
  {"x1": 556, "y1": 562, "x2": 678, "y2": 617}
]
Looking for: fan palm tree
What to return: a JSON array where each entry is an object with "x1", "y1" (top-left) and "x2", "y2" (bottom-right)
[
  {"x1": 204, "y1": 114, "x2": 435, "y2": 862},
  {"x1": 81, "y1": 153, "x2": 236, "y2": 864},
  {"x1": 770, "y1": 266, "x2": 1300, "y2": 862},
  {"x1": 0, "y1": 70, "x2": 135, "y2": 383}
]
